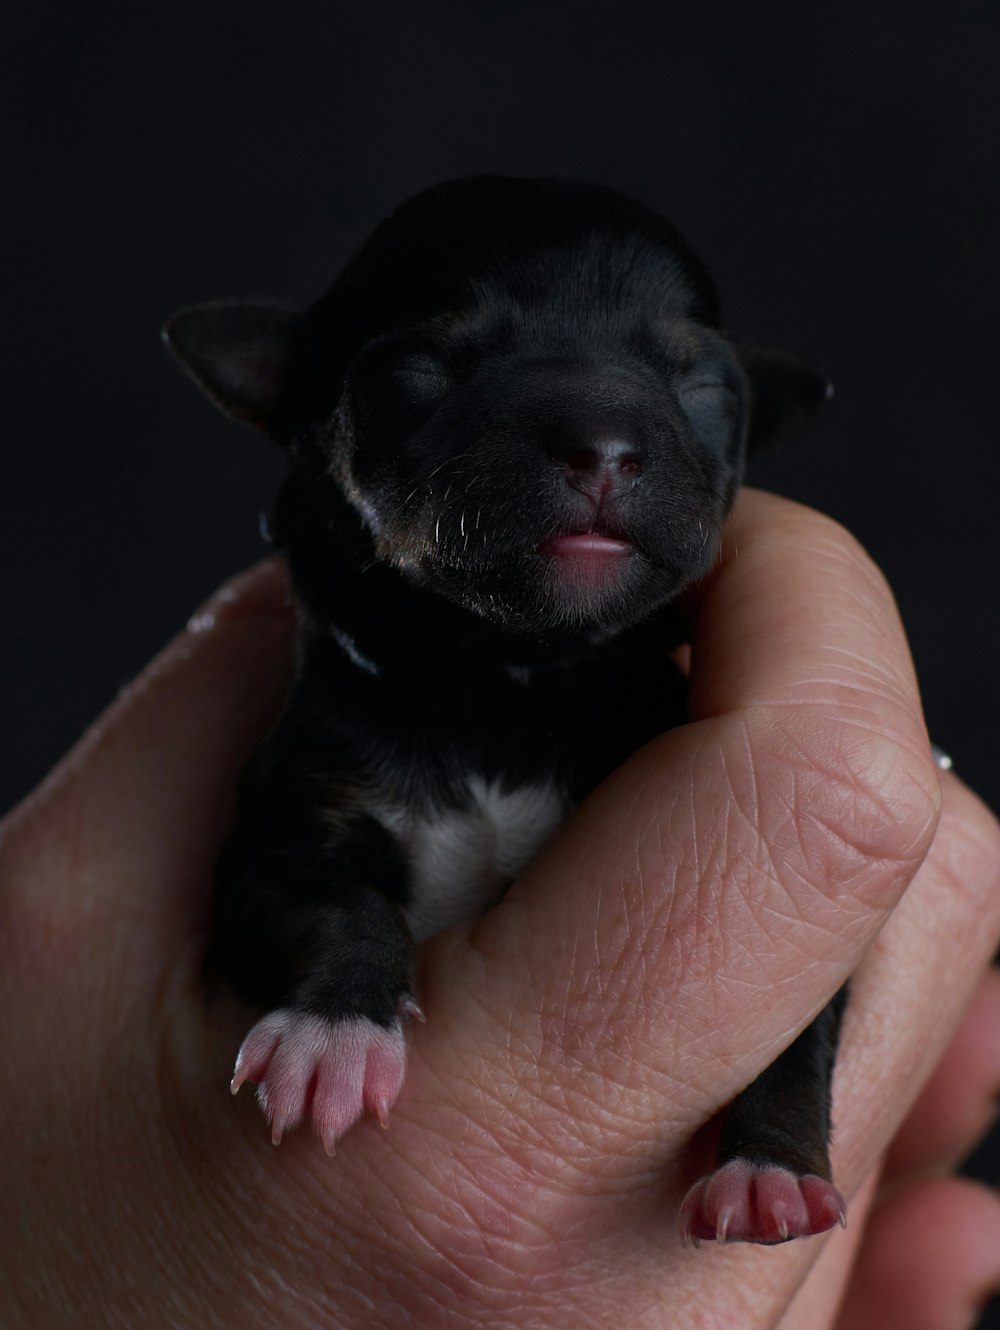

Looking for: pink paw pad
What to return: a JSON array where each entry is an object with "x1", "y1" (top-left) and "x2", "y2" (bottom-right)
[
  {"x1": 679, "y1": 1159, "x2": 847, "y2": 1246},
  {"x1": 231, "y1": 1009, "x2": 408, "y2": 1152}
]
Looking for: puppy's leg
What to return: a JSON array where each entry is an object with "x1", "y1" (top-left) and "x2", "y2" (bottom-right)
[
  {"x1": 228, "y1": 880, "x2": 417, "y2": 1152},
  {"x1": 216, "y1": 784, "x2": 419, "y2": 1151},
  {"x1": 680, "y1": 988, "x2": 847, "y2": 1245}
]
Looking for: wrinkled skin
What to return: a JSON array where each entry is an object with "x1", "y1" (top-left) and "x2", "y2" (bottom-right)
[{"x1": 1, "y1": 491, "x2": 999, "y2": 1330}]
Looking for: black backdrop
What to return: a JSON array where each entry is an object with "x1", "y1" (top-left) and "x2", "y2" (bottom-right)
[{"x1": 7, "y1": 2, "x2": 999, "y2": 1318}]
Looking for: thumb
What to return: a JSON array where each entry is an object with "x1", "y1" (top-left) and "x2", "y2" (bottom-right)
[{"x1": 0, "y1": 561, "x2": 295, "y2": 960}]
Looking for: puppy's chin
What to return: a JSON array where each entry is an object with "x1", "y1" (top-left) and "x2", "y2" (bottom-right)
[
  {"x1": 415, "y1": 538, "x2": 700, "y2": 643},
  {"x1": 537, "y1": 534, "x2": 643, "y2": 625}
]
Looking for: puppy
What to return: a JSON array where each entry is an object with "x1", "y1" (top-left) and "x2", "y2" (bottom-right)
[{"x1": 164, "y1": 176, "x2": 841, "y2": 1245}]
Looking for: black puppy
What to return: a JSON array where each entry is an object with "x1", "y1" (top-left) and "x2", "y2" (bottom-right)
[{"x1": 164, "y1": 176, "x2": 842, "y2": 1245}]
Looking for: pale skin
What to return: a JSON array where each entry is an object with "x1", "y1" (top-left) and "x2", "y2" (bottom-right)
[{"x1": 1, "y1": 490, "x2": 999, "y2": 1330}]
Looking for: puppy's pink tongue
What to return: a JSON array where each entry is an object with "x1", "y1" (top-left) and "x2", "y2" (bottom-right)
[{"x1": 540, "y1": 533, "x2": 633, "y2": 557}]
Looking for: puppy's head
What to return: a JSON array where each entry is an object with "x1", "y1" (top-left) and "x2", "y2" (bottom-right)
[{"x1": 166, "y1": 177, "x2": 828, "y2": 646}]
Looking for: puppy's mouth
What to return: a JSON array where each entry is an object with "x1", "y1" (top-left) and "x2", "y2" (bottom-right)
[{"x1": 539, "y1": 531, "x2": 634, "y2": 558}]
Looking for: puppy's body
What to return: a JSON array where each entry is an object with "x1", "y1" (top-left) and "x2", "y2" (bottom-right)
[{"x1": 166, "y1": 176, "x2": 842, "y2": 1244}]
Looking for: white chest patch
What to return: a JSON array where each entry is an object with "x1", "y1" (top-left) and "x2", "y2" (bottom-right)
[{"x1": 378, "y1": 777, "x2": 569, "y2": 943}]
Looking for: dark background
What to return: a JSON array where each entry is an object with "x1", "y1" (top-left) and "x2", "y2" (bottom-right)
[{"x1": 7, "y1": 2, "x2": 999, "y2": 1319}]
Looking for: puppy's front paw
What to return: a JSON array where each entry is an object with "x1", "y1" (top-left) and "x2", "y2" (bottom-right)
[
  {"x1": 679, "y1": 1159, "x2": 846, "y2": 1246},
  {"x1": 231, "y1": 1009, "x2": 409, "y2": 1152}
]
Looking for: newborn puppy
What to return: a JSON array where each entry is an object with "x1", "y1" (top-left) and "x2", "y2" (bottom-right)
[{"x1": 164, "y1": 176, "x2": 840, "y2": 1245}]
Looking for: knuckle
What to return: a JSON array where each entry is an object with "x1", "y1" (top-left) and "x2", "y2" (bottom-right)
[{"x1": 753, "y1": 710, "x2": 942, "y2": 909}]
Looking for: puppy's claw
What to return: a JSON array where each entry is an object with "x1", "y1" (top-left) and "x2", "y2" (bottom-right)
[
  {"x1": 399, "y1": 996, "x2": 426, "y2": 1024},
  {"x1": 232, "y1": 1022, "x2": 282, "y2": 1098}
]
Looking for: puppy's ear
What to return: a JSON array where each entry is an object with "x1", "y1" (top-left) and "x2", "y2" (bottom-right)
[
  {"x1": 737, "y1": 346, "x2": 833, "y2": 456},
  {"x1": 162, "y1": 303, "x2": 299, "y2": 430}
]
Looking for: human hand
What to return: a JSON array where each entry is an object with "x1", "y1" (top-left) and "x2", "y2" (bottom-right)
[{"x1": 1, "y1": 490, "x2": 998, "y2": 1329}]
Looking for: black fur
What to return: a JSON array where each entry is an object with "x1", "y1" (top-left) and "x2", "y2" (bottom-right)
[{"x1": 166, "y1": 176, "x2": 837, "y2": 1223}]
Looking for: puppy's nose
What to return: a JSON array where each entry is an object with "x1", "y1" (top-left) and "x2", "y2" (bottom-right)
[{"x1": 549, "y1": 436, "x2": 643, "y2": 498}]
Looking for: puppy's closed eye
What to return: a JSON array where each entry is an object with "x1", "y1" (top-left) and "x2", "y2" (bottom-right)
[
  {"x1": 354, "y1": 343, "x2": 451, "y2": 419},
  {"x1": 388, "y1": 349, "x2": 451, "y2": 389},
  {"x1": 678, "y1": 377, "x2": 744, "y2": 458}
]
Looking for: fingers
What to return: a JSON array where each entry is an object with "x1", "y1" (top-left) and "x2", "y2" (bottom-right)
[
  {"x1": 0, "y1": 561, "x2": 295, "y2": 944},
  {"x1": 829, "y1": 774, "x2": 1000, "y2": 1199},
  {"x1": 832, "y1": 1177, "x2": 1000, "y2": 1330},
  {"x1": 455, "y1": 491, "x2": 942, "y2": 1136},
  {"x1": 785, "y1": 776, "x2": 1000, "y2": 1330},
  {"x1": 882, "y1": 966, "x2": 1000, "y2": 1182}
]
